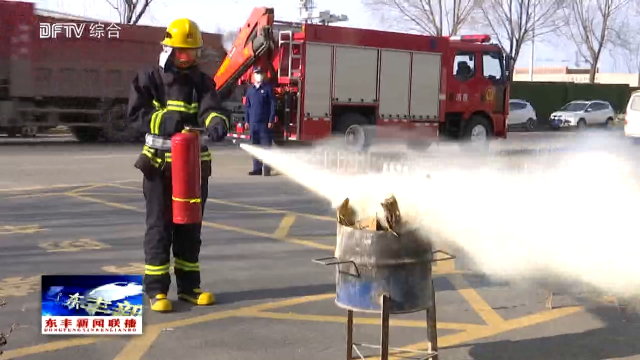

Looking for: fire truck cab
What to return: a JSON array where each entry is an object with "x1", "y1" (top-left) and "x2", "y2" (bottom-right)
[{"x1": 215, "y1": 7, "x2": 511, "y2": 150}]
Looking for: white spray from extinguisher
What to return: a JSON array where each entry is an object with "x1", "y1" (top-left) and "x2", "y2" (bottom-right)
[{"x1": 240, "y1": 135, "x2": 640, "y2": 299}]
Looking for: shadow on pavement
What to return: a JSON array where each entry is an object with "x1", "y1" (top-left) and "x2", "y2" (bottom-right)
[
  {"x1": 461, "y1": 305, "x2": 640, "y2": 360},
  {"x1": 215, "y1": 283, "x2": 335, "y2": 305},
  {"x1": 211, "y1": 275, "x2": 505, "y2": 308}
]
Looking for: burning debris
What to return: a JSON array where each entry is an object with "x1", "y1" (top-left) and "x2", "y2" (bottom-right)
[{"x1": 336, "y1": 195, "x2": 406, "y2": 235}]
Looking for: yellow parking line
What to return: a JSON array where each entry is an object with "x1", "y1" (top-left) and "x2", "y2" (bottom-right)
[
  {"x1": 104, "y1": 183, "x2": 336, "y2": 222},
  {"x1": 433, "y1": 246, "x2": 456, "y2": 274},
  {"x1": 99, "y1": 183, "x2": 139, "y2": 191},
  {"x1": 274, "y1": 214, "x2": 297, "y2": 238},
  {"x1": 0, "y1": 184, "x2": 88, "y2": 193},
  {"x1": 113, "y1": 293, "x2": 335, "y2": 360},
  {"x1": 66, "y1": 193, "x2": 138, "y2": 211},
  {"x1": 6, "y1": 294, "x2": 335, "y2": 360},
  {"x1": 6, "y1": 192, "x2": 67, "y2": 199},
  {"x1": 208, "y1": 198, "x2": 335, "y2": 222},
  {"x1": 236, "y1": 311, "x2": 484, "y2": 331},
  {"x1": 392, "y1": 305, "x2": 583, "y2": 359},
  {"x1": 111, "y1": 325, "x2": 162, "y2": 360},
  {"x1": 66, "y1": 193, "x2": 333, "y2": 250},
  {"x1": 65, "y1": 184, "x2": 108, "y2": 194},
  {"x1": 447, "y1": 273, "x2": 505, "y2": 326},
  {"x1": 204, "y1": 220, "x2": 333, "y2": 250},
  {"x1": 72, "y1": 192, "x2": 136, "y2": 196},
  {"x1": 2, "y1": 287, "x2": 582, "y2": 360},
  {"x1": 0, "y1": 180, "x2": 139, "y2": 193}
]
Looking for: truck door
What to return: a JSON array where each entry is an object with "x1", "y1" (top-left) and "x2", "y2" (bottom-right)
[
  {"x1": 481, "y1": 51, "x2": 506, "y2": 114},
  {"x1": 480, "y1": 51, "x2": 508, "y2": 135},
  {"x1": 448, "y1": 51, "x2": 482, "y2": 114}
]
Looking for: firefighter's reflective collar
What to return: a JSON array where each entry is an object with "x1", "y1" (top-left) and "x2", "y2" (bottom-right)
[{"x1": 145, "y1": 133, "x2": 206, "y2": 150}]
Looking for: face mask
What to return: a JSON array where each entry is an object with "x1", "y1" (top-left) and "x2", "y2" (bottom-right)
[
  {"x1": 174, "y1": 49, "x2": 198, "y2": 68},
  {"x1": 158, "y1": 46, "x2": 173, "y2": 69},
  {"x1": 254, "y1": 74, "x2": 263, "y2": 83}
]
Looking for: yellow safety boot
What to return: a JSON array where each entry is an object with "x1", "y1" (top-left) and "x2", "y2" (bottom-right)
[
  {"x1": 178, "y1": 288, "x2": 215, "y2": 305},
  {"x1": 149, "y1": 294, "x2": 172, "y2": 312}
]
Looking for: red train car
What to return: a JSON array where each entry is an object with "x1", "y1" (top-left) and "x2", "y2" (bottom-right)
[{"x1": 0, "y1": 0, "x2": 226, "y2": 141}]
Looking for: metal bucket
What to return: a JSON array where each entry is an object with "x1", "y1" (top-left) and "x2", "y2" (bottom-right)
[{"x1": 315, "y1": 223, "x2": 435, "y2": 314}]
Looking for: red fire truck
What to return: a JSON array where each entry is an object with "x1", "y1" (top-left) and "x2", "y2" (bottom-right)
[{"x1": 215, "y1": 7, "x2": 511, "y2": 150}]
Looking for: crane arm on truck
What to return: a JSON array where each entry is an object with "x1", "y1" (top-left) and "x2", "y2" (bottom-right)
[{"x1": 213, "y1": 7, "x2": 276, "y2": 99}]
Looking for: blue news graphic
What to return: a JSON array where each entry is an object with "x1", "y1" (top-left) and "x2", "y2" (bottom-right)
[{"x1": 41, "y1": 275, "x2": 143, "y2": 317}]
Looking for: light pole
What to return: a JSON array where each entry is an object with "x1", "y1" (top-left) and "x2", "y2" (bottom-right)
[
  {"x1": 299, "y1": 0, "x2": 348, "y2": 24},
  {"x1": 529, "y1": 5, "x2": 536, "y2": 81}
]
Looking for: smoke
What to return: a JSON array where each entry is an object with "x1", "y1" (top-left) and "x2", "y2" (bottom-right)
[
  {"x1": 240, "y1": 131, "x2": 640, "y2": 298},
  {"x1": 222, "y1": 30, "x2": 239, "y2": 52}
]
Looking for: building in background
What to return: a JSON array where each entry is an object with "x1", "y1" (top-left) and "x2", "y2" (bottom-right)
[{"x1": 513, "y1": 66, "x2": 640, "y2": 87}]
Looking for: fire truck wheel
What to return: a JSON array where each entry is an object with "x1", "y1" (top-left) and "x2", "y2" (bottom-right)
[
  {"x1": 344, "y1": 124, "x2": 367, "y2": 150},
  {"x1": 20, "y1": 126, "x2": 38, "y2": 137},
  {"x1": 336, "y1": 113, "x2": 373, "y2": 152},
  {"x1": 464, "y1": 116, "x2": 492, "y2": 143},
  {"x1": 6, "y1": 127, "x2": 19, "y2": 138},
  {"x1": 407, "y1": 140, "x2": 431, "y2": 152}
]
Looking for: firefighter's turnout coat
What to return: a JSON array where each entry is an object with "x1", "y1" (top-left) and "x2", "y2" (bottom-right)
[{"x1": 127, "y1": 64, "x2": 229, "y2": 175}]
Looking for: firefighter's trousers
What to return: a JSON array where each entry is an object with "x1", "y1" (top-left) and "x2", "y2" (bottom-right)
[{"x1": 142, "y1": 171, "x2": 208, "y2": 297}]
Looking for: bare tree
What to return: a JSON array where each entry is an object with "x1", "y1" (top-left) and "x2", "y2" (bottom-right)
[
  {"x1": 360, "y1": 0, "x2": 482, "y2": 36},
  {"x1": 478, "y1": 0, "x2": 566, "y2": 80},
  {"x1": 105, "y1": 0, "x2": 154, "y2": 25},
  {"x1": 562, "y1": 0, "x2": 632, "y2": 83},
  {"x1": 613, "y1": 30, "x2": 640, "y2": 74},
  {"x1": 610, "y1": 5, "x2": 640, "y2": 78}
]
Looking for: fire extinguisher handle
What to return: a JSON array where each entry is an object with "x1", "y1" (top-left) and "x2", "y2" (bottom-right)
[{"x1": 183, "y1": 125, "x2": 207, "y2": 132}]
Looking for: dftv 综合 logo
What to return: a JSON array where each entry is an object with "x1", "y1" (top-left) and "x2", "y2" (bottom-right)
[{"x1": 39, "y1": 23, "x2": 86, "y2": 39}]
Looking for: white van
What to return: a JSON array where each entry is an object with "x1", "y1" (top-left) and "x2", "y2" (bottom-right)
[{"x1": 625, "y1": 90, "x2": 640, "y2": 141}]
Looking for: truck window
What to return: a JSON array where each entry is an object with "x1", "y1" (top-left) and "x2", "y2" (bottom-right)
[
  {"x1": 453, "y1": 53, "x2": 475, "y2": 82},
  {"x1": 483, "y1": 52, "x2": 503, "y2": 82}
]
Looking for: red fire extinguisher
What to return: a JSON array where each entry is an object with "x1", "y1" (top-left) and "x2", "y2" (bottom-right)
[{"x1": 171, "y1": 127, "x2": 202, "y2": 224}]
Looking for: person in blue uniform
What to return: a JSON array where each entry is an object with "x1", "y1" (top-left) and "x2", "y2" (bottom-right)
[{"x1": 245, "y1": 67, "x2": 276, "y2": 176}]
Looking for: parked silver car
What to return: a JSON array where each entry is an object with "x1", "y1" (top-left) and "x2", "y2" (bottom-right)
[
  {"x1": 507, "y1": 99, "x2": 537, "y2": 131},
  {"x1": 549, "y1": 100, "x2": 616, "y2": 130}
]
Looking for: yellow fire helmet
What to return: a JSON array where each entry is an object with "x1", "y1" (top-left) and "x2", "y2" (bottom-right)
[{"x1": 161, "y1": 18, "x2": 203, "y2": 49}]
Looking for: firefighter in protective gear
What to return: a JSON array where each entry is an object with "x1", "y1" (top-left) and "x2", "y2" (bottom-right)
[{"x1": 126, "y1": 18, "x2": 229, "y2": 313}]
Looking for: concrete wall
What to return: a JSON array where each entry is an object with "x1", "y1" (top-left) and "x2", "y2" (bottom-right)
[{"x1": 513, "y1": 66, "x2": 640, "y2": 86}]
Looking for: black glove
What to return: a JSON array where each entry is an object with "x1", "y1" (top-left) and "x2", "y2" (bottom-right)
[{"x1": 206, "y1": 117, "x2": 228, "y2": 142}]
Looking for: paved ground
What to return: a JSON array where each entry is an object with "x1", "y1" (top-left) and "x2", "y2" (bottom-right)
[{"x1": 1, "y1": 132, "x2": 640, "y2": 360}]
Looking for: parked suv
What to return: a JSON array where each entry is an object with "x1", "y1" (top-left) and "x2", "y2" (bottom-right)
[
  {"x1": 549, "y1": 100, "x2": 615, "y2": 130},
  {"x1": 507, "y1": 99, "x2": 537, "y2": 131},
  {"x1": 624, "y1": 90, "x2": 640, "y2": 142}
]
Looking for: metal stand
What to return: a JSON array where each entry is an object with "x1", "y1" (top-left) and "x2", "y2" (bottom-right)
[
  {"x1": 314, "y1": 245, "x2": 454, "y2": 360},
  {"x1": 345, "y1": 282, "x2": 439, "y2": 360}
]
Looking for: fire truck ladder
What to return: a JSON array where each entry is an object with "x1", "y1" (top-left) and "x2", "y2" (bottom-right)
[
  {"x1": 278, "y1": 31, "x2": 303, "y2": 79},
  {"x1": 277, "y1": 30, "x2": 303, "y2": 141}
]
